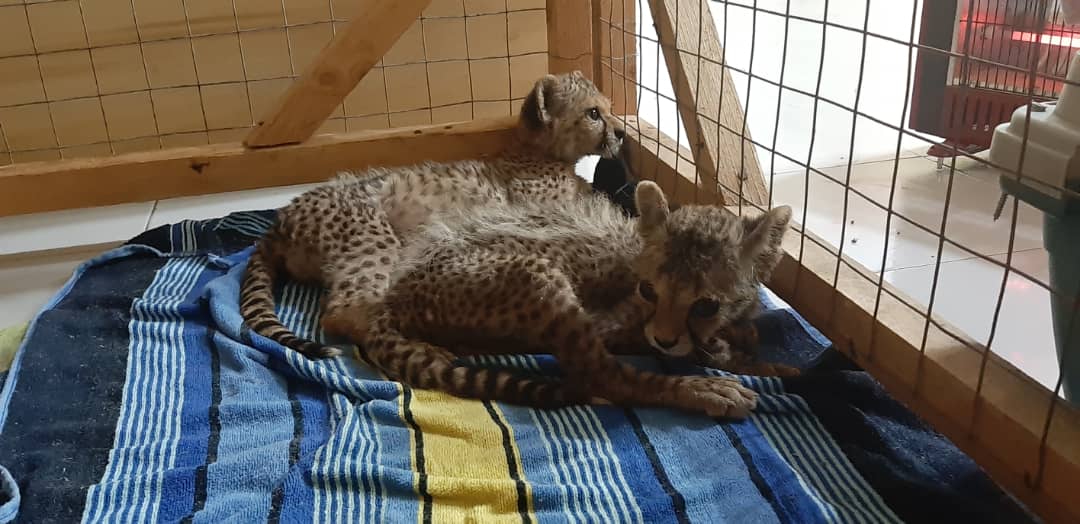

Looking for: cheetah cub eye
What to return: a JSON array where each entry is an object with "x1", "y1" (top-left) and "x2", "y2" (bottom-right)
[
  {"x1": 638, "y1": 281, "x2": 658, "y2": 303},
  {"x1": 586, "y1": 107, "x2": 601, "y2": 121},
  {"x1": 689, "y1": 298, "x2": 720, "y2": 318}
]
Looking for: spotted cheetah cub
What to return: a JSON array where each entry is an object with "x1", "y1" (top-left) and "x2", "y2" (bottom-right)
[
  {"x1": 342, "y1": 181, "x2": 792, "y2": 418},
  {"x1": 241, "y1": 72, "x2": 625, "y2": 358}
]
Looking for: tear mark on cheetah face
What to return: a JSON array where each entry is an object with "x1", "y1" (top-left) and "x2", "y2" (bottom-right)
[
  {"x1": 631, "y1": 181, "x2": 792, "y2": 358},
  {"x1": 519, "y1": 71, "x2": 626, "y2": 162}
]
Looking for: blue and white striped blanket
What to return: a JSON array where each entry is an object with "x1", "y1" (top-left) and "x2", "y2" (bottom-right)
[{"x1": 0, "y1": 210, "x2": 1035, "y2": 523}]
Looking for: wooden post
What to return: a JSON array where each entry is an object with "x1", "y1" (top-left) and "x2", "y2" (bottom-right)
[
  {"x1": 647, "y1": 0, "x2": 768, "y2": 206},
  {"x1": 244, "y1": 0, "x2": 432, "y2": 148},
  {"x1": 2, "y1": 117, "x2": 517, "y2": 217},
  {"x1": 597, "y1": 0, "x2": 638, "y2": 115},
  {"x1": 547, "y1": 0, "x2": 596, "y2": 78}
]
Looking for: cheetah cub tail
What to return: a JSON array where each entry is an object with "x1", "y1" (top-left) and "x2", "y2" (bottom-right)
[{"x1": 240, "y1": 240, "x2": 342, "y2": 359}]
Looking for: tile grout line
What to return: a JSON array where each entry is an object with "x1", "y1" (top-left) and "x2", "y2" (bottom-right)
[
  {"x1": 0, "y1": 241, "x2": 123, "y2": 268},
  {"x1": 769, "y1": 149, "x2": 929, "y2": 178},
  {"x1": 143, "y1": 200, "x2": 161, "y2": 231},
  {"x1": 881, "y1": 246, "x2": 1047, "y2": 275},
  {"x1": 770, "y1": 150, "x2": 988, "y2": 181}
]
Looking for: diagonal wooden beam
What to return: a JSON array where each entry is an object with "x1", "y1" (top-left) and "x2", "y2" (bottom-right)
[
  {"x1": 1, "y1": 116, "x2": 517, "y2": 217},
  {"x1": 623, "y1": 116, "x2": 722, "y2": 206},
  {"x1": 647, "y1": 0, "x2": 768, "y2": 206},
  {"x1": 244, "y1": 0, "x2": 432, "y2": 148}
]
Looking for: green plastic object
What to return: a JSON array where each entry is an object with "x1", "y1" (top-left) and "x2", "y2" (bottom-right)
[
  {"x1": 991, "y1": 13, "x2": 1080, "y2": 405},
  {"x1": 1000, "y1": 176, "x2": 1080, "y2": 403},
  {"x1": 1044, "y1": 210, "x2": 1080, "y2": 402}
]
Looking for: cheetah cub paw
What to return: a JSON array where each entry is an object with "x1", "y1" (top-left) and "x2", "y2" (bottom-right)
[{"x1": 684, "y1": 376, "x2": 758, "y2": 419}]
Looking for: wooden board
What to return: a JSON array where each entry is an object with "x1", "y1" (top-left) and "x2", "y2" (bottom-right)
[
  {"x1": 0, "y1": 116, "x2": 518, "y2": 217},
  {"x1": 633, "y1": 124, "x2": 1080, "y2": 524},
  {"x1": 646, "y1": 0, "x2": 768, "y2": 206},
  {"x1": 244, "y1": 0, "x2": 432, "y2": 147},
  {"x1": 547, "y1": 0, "x2": 594, "y2": 77}
]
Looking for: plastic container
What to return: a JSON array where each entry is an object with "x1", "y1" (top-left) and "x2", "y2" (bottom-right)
[{"x1": 990, "y1": 50, "x2": 1080, "y2": 402}]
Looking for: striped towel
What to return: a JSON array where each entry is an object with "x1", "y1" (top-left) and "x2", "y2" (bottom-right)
[{"x1": 0, "y1": 211, "x2": 1037, "y2": 523}]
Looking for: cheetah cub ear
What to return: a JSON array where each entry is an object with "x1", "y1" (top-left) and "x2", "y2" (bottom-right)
[
  {"x1": 740, "y1": 205, "x2": 793, "y2": 279},
  {"x1": 520, "y1": 74, "x2": 559, "y2": 130},
  {"x1": 634, "y1": 181, "x2": 670, "y2": 237}
]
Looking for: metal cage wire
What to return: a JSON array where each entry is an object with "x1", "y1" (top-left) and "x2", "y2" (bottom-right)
[
  {"x1": 599, "y1": 0, "x2": 1079, "y2": 498},
  {"x1": 0, "y1": 0, "x2": 548, "y2": 162}
]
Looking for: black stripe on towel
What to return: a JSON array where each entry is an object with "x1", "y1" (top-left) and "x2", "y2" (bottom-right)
[
  {"x1": 483, "y1": 400, "x2": 532, "y2": 524},
  {"x1": 720, "y1": 423, "x2": 788, "y2": 522},
  {"x1": 267, "y1": 379, "x2": 304, "y2": 524},
  {"x1": 623, "y1": 408, "x2": 689, "y2": 524},
  {"x1": 183, "y1": 330, "x2": 224, "y2": 523},
  {"x1": 0, "y1": 253, "x2": 161, "y2": 523},
  {"x1": 401, "y1": 387, "x2": 433, "y2": 524}
]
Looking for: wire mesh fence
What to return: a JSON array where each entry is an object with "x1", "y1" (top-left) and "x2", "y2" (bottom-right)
[
  {"x1": 600, "y1": 0, "x2": 1080, "y2": 496},
  {"x1": 0, "y1": 0, "x2": 548, "y2": 163}
]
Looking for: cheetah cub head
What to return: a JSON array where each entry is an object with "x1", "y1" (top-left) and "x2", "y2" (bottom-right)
[
  {"x1": 631, "y1": 181, "x2": 792, "y2": 359},
  {"x1": 518, "y1": 71, "x2": 626, "y2": 162}
]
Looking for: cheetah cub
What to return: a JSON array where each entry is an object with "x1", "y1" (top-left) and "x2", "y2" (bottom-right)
[
  {"x1": 241, "y1": 71, "x2": 625, "y2": 358},
  {"x1": 343, "y1": 181, "x2": 792, "y2": 418}
]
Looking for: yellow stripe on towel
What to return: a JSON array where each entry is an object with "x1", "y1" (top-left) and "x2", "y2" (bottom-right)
[
  {"x1": 410, "y1": 388, "x2": 533, "y2": 523},
  {"x1": 0, "y1": 323, "x2": 28, "y2": 373}
]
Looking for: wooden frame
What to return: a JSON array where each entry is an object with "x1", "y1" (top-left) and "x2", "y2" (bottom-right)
[{"x1": 0, "y1": 117, "x2": 517, "y2": 217}]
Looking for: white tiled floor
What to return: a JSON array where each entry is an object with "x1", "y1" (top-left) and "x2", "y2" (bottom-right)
[
  {"x1": 0, "y1": 203, "x2": 155, "y2": 256},
  {"x1": 885, "y1": 249, "x2": 1055, "y2": 385},
  {"x1": 145, "y1": 184, "x2": 321, "y2": 230},
  {"x1": 770, "y1": 156, "x2": 1044, "y2": 272},
  {"x1": 0, "y1": 184, "x2": 317, "y2": 326},
  {"x1": 770, "y1": 156, "x2": 1058, "y2": 391}
]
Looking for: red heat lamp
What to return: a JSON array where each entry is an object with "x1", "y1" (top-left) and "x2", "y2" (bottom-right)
[{"x1": 910, "y1": 0, "x2": 1076, "y2": 168}]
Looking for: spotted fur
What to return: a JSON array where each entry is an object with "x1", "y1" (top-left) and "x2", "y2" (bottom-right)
[
  {"x1": 240, "y1": 72, "x2": 625, "y2": 358},
  {"x1": 332, "y1": 182, "x2": 792, "y2": 417}
]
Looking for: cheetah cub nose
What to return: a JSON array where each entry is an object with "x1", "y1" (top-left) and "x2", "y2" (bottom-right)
[
  {"x1": 614, "y1": 128, "x2": 625, "y2": 140},
  {"x1": 653, "y1": 336, "x2": 679, "y2": 349}
]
